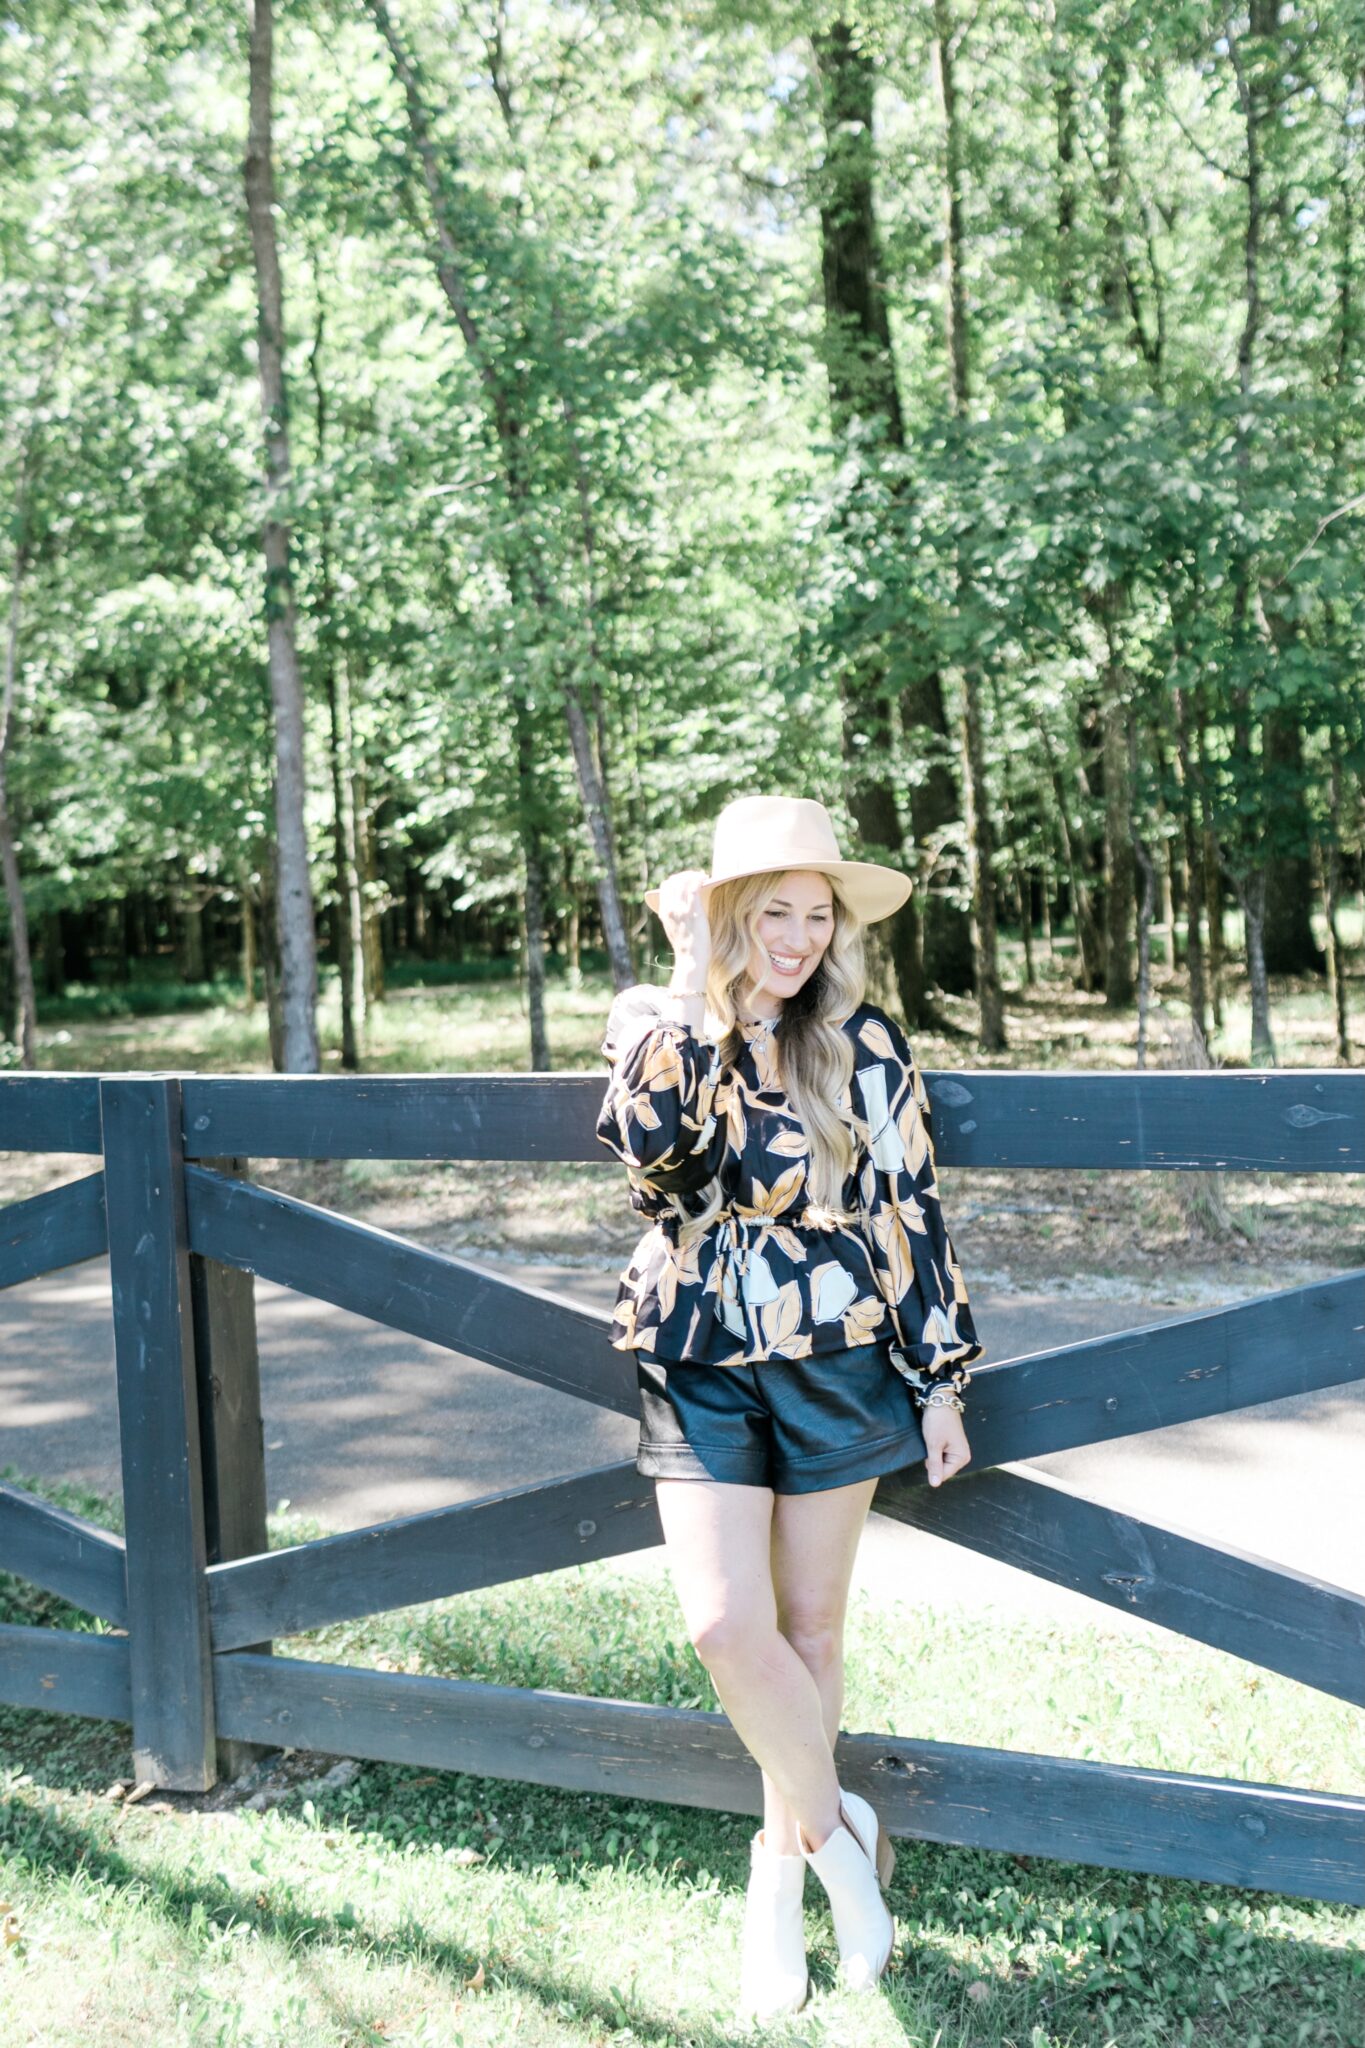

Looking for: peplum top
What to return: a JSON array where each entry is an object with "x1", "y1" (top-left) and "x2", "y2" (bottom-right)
[{"x1": 594, "y1": 984, "x2": 984, "y2": 1404}]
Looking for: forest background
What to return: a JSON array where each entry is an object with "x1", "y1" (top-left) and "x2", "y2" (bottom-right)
[{"x1": 2, "y1": 0, "x2": 1363, "y2": 1084}]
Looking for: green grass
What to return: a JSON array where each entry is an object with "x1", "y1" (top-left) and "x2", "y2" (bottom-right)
[{"x1": 2, "y1": 1476, "x2": 1363, "y2": 2047}]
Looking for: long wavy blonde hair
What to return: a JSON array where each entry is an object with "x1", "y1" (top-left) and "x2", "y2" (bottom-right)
[{"x1": 671, "y1": 867, "x2": 869, "y2": 1248}]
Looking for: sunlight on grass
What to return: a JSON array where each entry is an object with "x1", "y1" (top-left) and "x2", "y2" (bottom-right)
[{"x1": 2, "y1": 1475, "x2": 1363, "y2": 2047}]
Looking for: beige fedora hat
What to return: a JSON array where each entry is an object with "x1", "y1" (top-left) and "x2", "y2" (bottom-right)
[{"x1": 644, "y1": 794, "x2": 912, "y2": 926}]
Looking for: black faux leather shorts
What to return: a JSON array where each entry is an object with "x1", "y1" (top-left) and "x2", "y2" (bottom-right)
[{"x1": 634, "y1": 1339, "x2": 926, "y2": 1495}]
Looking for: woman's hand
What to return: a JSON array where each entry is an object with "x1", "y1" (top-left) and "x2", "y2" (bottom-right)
[
  {"x1": 656, "y1": 869, "x2": 712, "y2": 986},
  {"x1": 921, "y1": 1404, "x2": 971, "y2": 1487}
]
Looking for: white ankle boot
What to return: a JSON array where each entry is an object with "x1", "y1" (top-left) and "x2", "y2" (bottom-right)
[
  {"x1": 797, "y1": 1787, "x2": 896, "y2": 1992},
  {"x1": 736, "y1": 1826, "x2": 810, "y2": 2020}
]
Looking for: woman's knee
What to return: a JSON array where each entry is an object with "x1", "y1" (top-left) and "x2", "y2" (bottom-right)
[
  {"x1": 777, "y1": 1614, "x2": 843, "y2": 1675},
  {"x1": 688, "y1": 1607, "x2": 780, "y2": 1671}
]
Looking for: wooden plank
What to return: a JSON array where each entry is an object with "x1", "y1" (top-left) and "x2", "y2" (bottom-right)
[
  {"x1": 0, "y1": 1622, "x2": 131, "y2": 1722},
  {"x1": 956, "y1": 1268, "x2": 1365, "y2": 1469},
  {"x1": 921, "y1": 1069, "x2": 1363, "y2": 1172},
  {"x1": 190, "y1": 1155, "x2": 272, "y2": 1777},
  {"x1": 0, "y1": 1172, "x2": 107, "y2": 1291},
  {"x1": 0, "y1": 1075, "x2": 103, "y2": 1155},
  {"x1": 212, "y1": 1652, "x2": 1365, "y2": 1906},
  {"x1": 873, "y1": 1464, "x2": 1365, "y2": 1706},
  {"x1": 0, "y1": 1481, "x2": 127, "y2": 1626},
  {"x1": 208, "y1": 1461, "x2": 659, "y2": 1652},
  {"x1": 175, "y1": 1069, "x2": 1363, "y2": 1170},
  {"x1": 101, "y1": 1078, "x2": 217, "y2": 1791},
  {"x1": 189, "y1": 1163, "x2": 269, "y2": 1577},
  {"x1": 179, "y1": 1074, "x2": 599, "y2": 1161},
  {"x1": 184, "y1": 1165, "x2": 634, "y2": 1415}
]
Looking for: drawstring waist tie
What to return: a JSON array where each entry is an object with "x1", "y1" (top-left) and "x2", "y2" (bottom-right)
[{"x1": 662, "y1": 1202, "x2": 858, "y2": 1335}]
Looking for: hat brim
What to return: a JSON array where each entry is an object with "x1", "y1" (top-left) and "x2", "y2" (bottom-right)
[{"x1": 644, "y1": 860, "x2": 912, "y2": 926}]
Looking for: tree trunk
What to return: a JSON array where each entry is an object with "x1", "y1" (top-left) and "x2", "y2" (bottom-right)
[
  {"x1": 1159, "y1": 824, "x2": 1176, "y2": 971},
  {"x1": 988, "y1": 673, "x2": 1033, "y2": 987},
  {"x1": 256, "y1": 832, "x2": 286, "y2": 1071},
  {"x1": 515, "y1": 696, "x2": 552, "y2": 1071},
  {"x1": 1101, "y1": 683, "x2": 1135, "y2": 1006},
  {"x1": 811, "y1": 16, "x2": 972, "y2": 1018},
  {"x1": 931, "y1": 0, "x2": 1005, "y2": 1050},
  {"x1": 0, "y1": 468, "x2": 37, "y2": 1068},
  {"x1": 1074, "y1": 689, "x2": 1108, "y2": 986},
  {"x1": 1235, "y1": 866, "x2": 1277, "y2": 1067},
  {"x1": 355, "y1": 767, "x2": 385, "y2": 1005},
  {"x1": 1262, "y1": 712, "x2": 1327, "y2": 974},
  {"x1": 240, "y1": 877, "x2": 257, "y2": 1007},
  {"x1": 1319, "y1": 740, "x2": 1351, "y2": 1063},
  {"x1": 307, "y1": 282, "x2": 364, "y2": 1069},
  {"x1": 1171, "y1": 682, "x2": 1208, "y2": 1042},
  {"x1": 1037, "y1": 719, "x2": 1098, "y2": 995},
  {"x1": 1220, "y1": 2, "x2": 1282, "y2": 1068},
  {"x1": 1128, "y1": 717, "x2": 1157, "y2": 1067},
  {"x1": 1204, "y1": 813, "x2": 1225, "y2": 1029},
  {"x1": 245, "y1": 0, "x2": 320, "y2": 1073}
]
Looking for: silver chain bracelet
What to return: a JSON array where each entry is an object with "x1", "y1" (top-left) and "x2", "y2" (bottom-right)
[{"x1": 919, "y1": 1388, "x2": 966, "y2": 1415}]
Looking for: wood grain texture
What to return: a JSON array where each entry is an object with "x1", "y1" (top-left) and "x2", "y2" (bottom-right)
[
  {"x1": 171, "y1": 1068, "x2": 1363, "y2": 1170},
  {"x1": 101, "y1": 1078, "x2": 216, "y2": 1791},
  {"x1": 874, "y1": 1464, "x2": 1365, "y2": 1705},
  {"x1": 0, "y1": 1481, "x2": 127, "y2": 1626},
  {"x1": 211, "y1": 1651, "x2": 1365, "y2": 1905},
  {"x1": 0, "y1": 1622, "x2": 131, "y2": 1722},
  {"x1": 189, "y1": 1156, "x2": 273, "y2": 1775},
  {"x1": 189, "y1": 1163, "x2": 269, "y2": 1578},
  {"x1": 954, "y1": 1268, "x2": 1365, "y2": 1467},
  {"x1": 184, "y1": 1164, "x2": 634, "y2": 1414},
  {"x1": 0, "y1": 1075, "x2": 103, "y2": 1156},
  {"x1": 208, "y1": 1461, "x2": 659, "y2": 1651},
  {"x1": 921, "y1": 1069, "x2": 1363, "y2": 1171},
  {"x1": 0, "y1": 1171, "x2": 107, "y2": 1291}
]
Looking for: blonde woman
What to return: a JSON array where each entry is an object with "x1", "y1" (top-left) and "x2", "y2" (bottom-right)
[{"x1": 595, "y1": 794, "x2": 983, "y2": 2021}]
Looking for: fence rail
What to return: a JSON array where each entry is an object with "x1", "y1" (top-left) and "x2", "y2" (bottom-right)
[{"x1": 1, "y1": 1064, "x2": 1362, "y2": 1905}]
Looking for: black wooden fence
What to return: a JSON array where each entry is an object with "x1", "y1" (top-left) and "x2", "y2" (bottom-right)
[{"x1": 2, "y1": 1065, "x2": 1363, "y2": 1906}]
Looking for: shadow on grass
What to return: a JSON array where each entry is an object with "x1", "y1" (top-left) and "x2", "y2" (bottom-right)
[
  {"x1": 1, "y1": 1749, "x2": 758, "y2": 2046},
  {"x1": 4, "y1": 1705, "x2": 1363, "y2": 2048}
]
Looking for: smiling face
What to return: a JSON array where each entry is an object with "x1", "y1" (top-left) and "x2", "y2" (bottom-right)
[{"x1": 739, "y1": 869, "x2": 836, "y2": 1018}]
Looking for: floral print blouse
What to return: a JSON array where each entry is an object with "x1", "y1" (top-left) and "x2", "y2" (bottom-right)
[{"x1": 594, "y1": 984, "x2": 984, "y2": 1404}]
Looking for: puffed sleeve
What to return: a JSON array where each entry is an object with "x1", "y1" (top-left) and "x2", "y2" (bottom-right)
[
  {"x1": 850, "y1": 1006, "x2": 984, "y2": 1403},
  {"x1": 596, "y1": 983, "x2": 728, "y2": 1196}
]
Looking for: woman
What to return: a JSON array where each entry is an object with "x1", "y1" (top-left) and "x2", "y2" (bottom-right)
[{"x1": 594, "y1": 793, "x2": 983, "y2": 2021}]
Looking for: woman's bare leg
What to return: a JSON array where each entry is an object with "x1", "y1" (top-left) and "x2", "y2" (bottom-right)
[
  {"x1": 653, "y1": 1475, "x2": 847, "y2": 1851},
  {"x1": 763, "y1": 1474, "x2": 880, "y2": 1853}
]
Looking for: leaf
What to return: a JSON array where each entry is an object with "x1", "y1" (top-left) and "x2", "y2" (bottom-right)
[
  {"x1": 760, "y1": 1280, "x2": 803, "y2": 1350},
  {"x1": 640, "y1": 1035, "x2": 685, "y2": 1093},
  {"x1": 655, "y1": 1249, "x2": 678, "y2": 1323},
  {"x1": 749, "y1": 1161, "x2": 806, "y2": 1216},
  {"x1": 869, "y1": 1206, "x2": 917, "y2": 1303},
  {"x1": 810, "y1": 1259, "x2": 859, "y2": 1322},
  {"x1": 897, "y1": 1095, "x2": 931, "y2": 1178},
  {"x1": 857, "y1": 1015, "x2": 897, "y2": 1061},
  {"x1": 726, "y1": 1090, "x2": 748, "y2": 1156},
  {"x1": 842, "y1": 1294, "x2": 888, "y2": 1345},
  {"x1": 630, "y1": 1092, "x2": 662, "y2": 1133}
]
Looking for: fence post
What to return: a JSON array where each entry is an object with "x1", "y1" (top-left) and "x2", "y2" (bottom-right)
[
  {"x1": 101, "y1": 1075, "x2": 216, "y2": 1791},
  {"x1": 191, "y1": 1153, "x2": 272, "y2": 1779}
]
